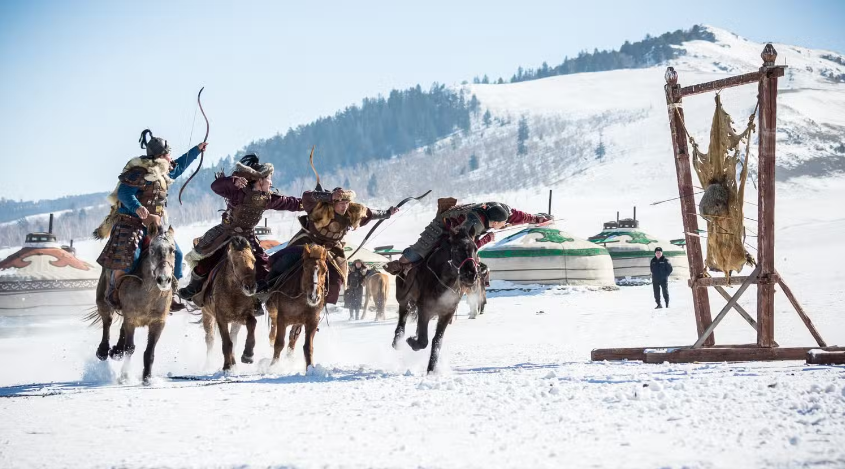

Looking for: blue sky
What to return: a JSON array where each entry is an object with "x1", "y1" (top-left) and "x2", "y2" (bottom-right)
[{"x1": 0, "y1": 0, "x2": 842, "y2": 201}]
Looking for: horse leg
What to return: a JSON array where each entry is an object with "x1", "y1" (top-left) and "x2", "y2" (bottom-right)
[
  {"x1": 142, "y1": 321, "x2": 165, "y2": 385},
  {"x1": 109, "y1": 326, "x2": 127, "y2": 360},
  {"x1": 241, "y1": 314, "x2": 257, "y2": 364},
  {"x1": 407, "y1": 306, "x2": 430, "y2": 351},
  {"x1": 267, "y1": 303, "x2": 278, "y2": 346},
  {"x1": 427, "y1": 311, "x2": 454, "y2": 374},
  {"x1": 303, "y1": 319, "x2": 319, "y2": 370},
  {"x1": 392, "y1": 302, "x2": 410, "y2": 349},
  {"x1": 288, "y1": 324, "x2": 302, "y2": 356},
  {"x1": 95, "y1": 309, "x2": 112, "y2": 360},
  {"x1": 271, "y1": 318, "x2": 287, "y2": 364},
  {"x1": 202, "y1": 312, "x2": 215, "y2": 358},
  {"x1": 118, "y1": 323, "x2": 136, "y2": 383},
  {"x1": 229, "y1": 323, "x2": 242, "y2": 354},
  {"x1": 218, "y1": 319, "x2": 235, "y2": 371}
]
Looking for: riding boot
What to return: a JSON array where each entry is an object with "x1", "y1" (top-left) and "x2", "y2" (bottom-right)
[
  {"x1": 255, "y1": 278, "x2": 272, "y2": 303},
  {"x1": 105, "y1": 271, "x2": 122, "y2": 310},
  {"x1": 253, "y1": 297, "x2": 265, "y2": 317},
  {"x1": 178, "y1": 272, "x2": 206, "y2": 302},
  {"x1": 170, "y1": 277, "x2": 185, "y2": 312}
]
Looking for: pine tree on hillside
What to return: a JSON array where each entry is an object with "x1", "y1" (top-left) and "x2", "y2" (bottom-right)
[
  {"x1": 595, "y1": 139, "x2": 606, "y2": 160},
  {"x1": 482, "y1": 110, "x2": 492, "y2": 128},
  {"x1": 481, "y1": 75, "x2": 490, "y2": 84},
  {"x1": 469, "y1": 154, "x2": 479, "y2": 171},
  {"x1": 368, "y1": 173, "x2": 378, "y2": 196},
  {"x1": 517, "y1": 115, "x2": 529, "y2": 156}
]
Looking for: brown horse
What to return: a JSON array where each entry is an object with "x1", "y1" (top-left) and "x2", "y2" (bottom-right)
[
  {"x1": 200, "y1": 236, "x2": 258, "y2": 371},
  {"x1": 91, "y1": 225, "x2": 177, "y2": 384},
  {"x1": 393, "y1": 228, "x2": 479, "y2": 373},
  {"x1": 362, "y1": 271, "x2": 390, "y2": 321},
  {"x1": 266, "y1": 244, "x2": 329, "y2": 370}
]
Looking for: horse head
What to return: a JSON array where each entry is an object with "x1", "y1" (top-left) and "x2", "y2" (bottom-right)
[
  {"x1": 149, "y1": 226, "x2": 177, "y2": 292},
  {"x1": 449, "y1": 228, "x2": 479, "y2": 288},
  {"x1": 301, "y1": 244, "x2": 328, "y2": 307},
  {"x1": 228, "y1": 236, "x2": 257, "y2": 296}
]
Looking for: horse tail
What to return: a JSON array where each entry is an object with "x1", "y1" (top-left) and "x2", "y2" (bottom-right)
[{"x1": 84, "y1": 307, "x2": 103, "y2": 325}]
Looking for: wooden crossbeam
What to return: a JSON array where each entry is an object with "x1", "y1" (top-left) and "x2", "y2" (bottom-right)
[
  {"x1": 679, "y1": 67, "x2": 785, "y2": 97},
  {"x1": 777, "y1": 274, "x2": 827, "y2": 347},
  {"x1": 644, "y1": 346, "x2": 845, "y2": 364},
  {"x1": 693, "y1": 268, "x2": 760, "y2": 348},
  {"x1": 713, "y1": 286, "x2": 779, "y2": 347},
  {"x1": 688, "y1": 273, "x2": 774, "y2": 288},
  {"x1": 806, "y1": 350, "x2": 845, "y2": 365}
]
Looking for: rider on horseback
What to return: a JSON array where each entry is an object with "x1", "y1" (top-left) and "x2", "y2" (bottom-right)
[
  {"x1": 383, "y1": 201, "x2": 551, "y2": 275},
  {"x1": 178, "y1": 153, "x2": 303, "y2": 315},
  {"x1": 94, "y1": 129, "x2": 207, "y2": 312},
  {"x1": 264, "y1": 186, "x2": 398, "y2": 306}
]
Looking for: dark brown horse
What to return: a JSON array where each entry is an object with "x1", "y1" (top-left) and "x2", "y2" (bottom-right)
[
  {"x1": 393, "y1": 229, "x2": 479, "y2": 373},
  {"x1": 200, "y1": 236, "x2": 258, "y2": 371},
  {"x1": 266, "y1": 244, "x2": 329, "y2": 370},
  {"x1": 91, "y1": 225, "x2": 177, "y2": 384}
]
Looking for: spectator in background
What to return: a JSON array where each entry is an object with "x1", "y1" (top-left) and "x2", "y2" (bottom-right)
[{"x1": 650, "y1": 247, "x2": 673, "y2": 309}]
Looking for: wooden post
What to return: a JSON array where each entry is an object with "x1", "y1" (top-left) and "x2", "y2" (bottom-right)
[
  {"x1": 757, "y1": 44, "x2": 778, "y2": 348},
  {"x1": 777, "y1": 275, "x2": 826, "y2": 347},
  {"x1": 548, "y1": 189, "x2": 552, "y2": 216},
  {"x1": 664, "y1": 67, "x2": 714, "y2": 346}
]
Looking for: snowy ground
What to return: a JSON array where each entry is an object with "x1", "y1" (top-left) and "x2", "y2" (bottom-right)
[{"x1": 1, "y1": 198, "x2": 844, "y2": 467}]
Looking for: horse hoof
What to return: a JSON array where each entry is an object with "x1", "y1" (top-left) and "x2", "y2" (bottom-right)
[
  {"x1": 241, "y1": 354, "x2": 254, "y2": 364},
  {"x1": 407, "y1": 337, "x2": 426, "y2": 351},
  {"x1": 109, "y1": 347, "x2": 124, "y2": 361},
  {"x1": 143, "y1": 376, "x2": 152, "y2": 386},
  {"x1": 96, "y1": 346, "x2": 109, "y2": 361}
]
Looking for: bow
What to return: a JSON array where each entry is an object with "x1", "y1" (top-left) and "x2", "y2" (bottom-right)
[
  {"x1": 178, "y1": 87, "x2": 209, "y2": 204},
  {"x1": 308, "y1": 146, "x2": 321, "y2": 190},
  {"x1": 348, "y1": 189, "x2": 432, "y2": 260}
]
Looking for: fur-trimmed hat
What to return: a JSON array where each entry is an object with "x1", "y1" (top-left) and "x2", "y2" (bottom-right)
[
  {"x1": 332, "y1": 187, "x2": 356, "y2": 202},
  {"x1": 233, "y1": 153, "x2": 274, "y2": 181},
  {"x1": 139, "y1": 129, "x2": 171, "y2": 158}
]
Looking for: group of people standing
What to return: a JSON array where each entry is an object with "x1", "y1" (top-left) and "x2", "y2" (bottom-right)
[{"x1": 94, "y1": 129, "x2": 549, "y2": 316}]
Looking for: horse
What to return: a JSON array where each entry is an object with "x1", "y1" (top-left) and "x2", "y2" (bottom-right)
[
  {"x1": 265, "y1": 244, "x2": 329, "y2": 370},
  {"x1": 90, "y1": 225, "x2": 176, "y2": 384},
  {"x1": 199, "y1": 236, "x2": 258, "y2": 371},
  {"x1": 392, "y1": 228, "x2": 479, "y2": 373},
  {"x1": 362, "y1": 271, "x2": 390, "y2": 321}
]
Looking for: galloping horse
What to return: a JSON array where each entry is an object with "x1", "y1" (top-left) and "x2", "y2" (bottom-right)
[
  {"x1": 91, "y1": 225, "x2": 177, "y2": 384},
  {"x1": 266, "y1": 244, "x2": 329, "y2": 370},
  {"x1": 199, "y1": 236, "x2": 258, "y2": 371},
  {"x1": 393, "y1": 228, "x2": 479, "y2": 373},
  {"x1": 362, "y1": 271, "x2": 390, "y2": 321}
]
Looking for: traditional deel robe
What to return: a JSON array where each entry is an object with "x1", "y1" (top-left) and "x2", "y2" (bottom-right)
[
  {"x1": 406, "y1": 202, "x2": 540, "y2": 261},
  {"x1": 188, "y1": 175, "x2": 301, "y2": 280},
  {"x1": 269, "y1": 190, "x2": 391, "y2": 304},
  {"x1": 95, "y1": 146, "x2": 201, "y2": 276}
]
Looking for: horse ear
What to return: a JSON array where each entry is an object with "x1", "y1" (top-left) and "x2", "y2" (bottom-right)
[
  {"x1": 320, "y1": 248, "x2": 327, "y2": 260},
  {"x1": 167, "y1": 225, "x2": 174, "y2": 236},
  {"x1": 303, "y1": 244, "x2": 311, "y2": 255}
]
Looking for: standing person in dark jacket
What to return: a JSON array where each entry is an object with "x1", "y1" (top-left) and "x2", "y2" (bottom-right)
[
  {"x1": 650, "y1": 247, "x2": 673, "y2": 309},
  {"x1": 346, "y1": 259, "x2": 368, "y2": 320}
]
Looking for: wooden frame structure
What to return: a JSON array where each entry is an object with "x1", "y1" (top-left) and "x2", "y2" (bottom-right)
[{"x1": 592, "y1": 44, "x2": 841, "y2": 363}]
